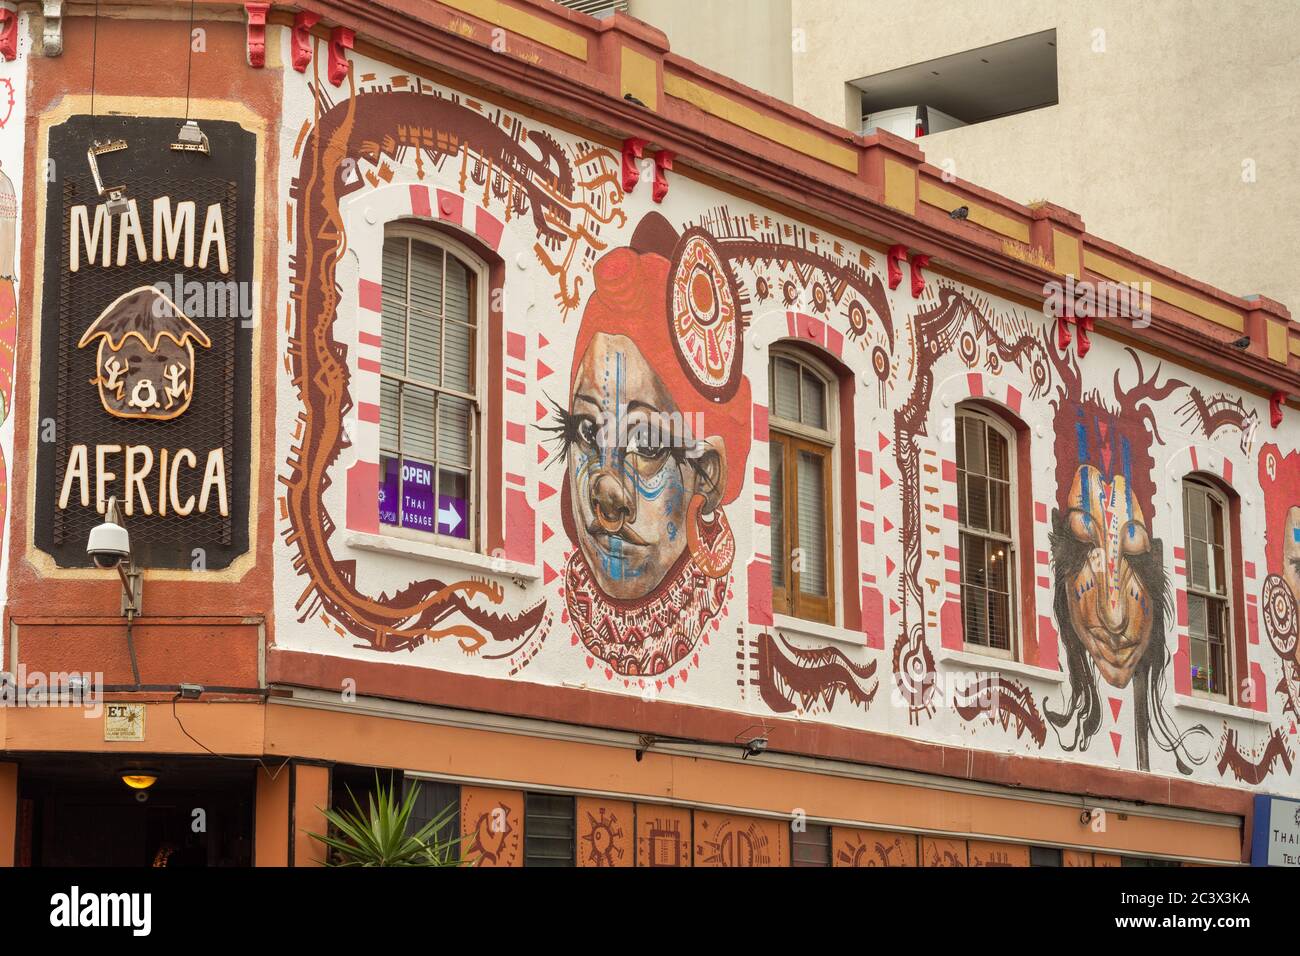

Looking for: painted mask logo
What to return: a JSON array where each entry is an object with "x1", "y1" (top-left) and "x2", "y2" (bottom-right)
[{"x1": 77, "y1": 285, "x2": 211, "y2": 420}]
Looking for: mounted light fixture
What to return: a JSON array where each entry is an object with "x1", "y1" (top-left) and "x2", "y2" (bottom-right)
[
  {"x1": 87, "y1": 139, "x2": 131, "y2": 217},
  {"x1": 170, "y1": 120, "x2": 210, "y2": 156},
  {"x1": 120, "y1": 770, "x2": 159, "y2": 791}
]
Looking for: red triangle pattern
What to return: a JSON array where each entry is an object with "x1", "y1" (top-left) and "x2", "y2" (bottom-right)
[
  {"x1": 537, "y1": 359, "x2": 554, "y2": 380},
  {"x1": 878, "y1": 433, "x2": 891, "y2": 450},
  {"x1": 541, "y1": 523, "x2": 554, "y2": 543},
  {"x1": 880, "y1": 471, "x2": 894, "y2": 489},
  {"x1": 885, "y1": 556, "x2": 896, "y2": 577},
  {"x1": 1109, "y1": 697, "x2": 1123, "y2": 722},
  {"x1": 538, "y1": 483, "x2": 557, "y2": 501},
  {"x1": 542, "y1": 562, "x2": 558, "y2": 584},
  {"x1": 535, "y1": 401, "x2": 548, "y2": 421},
  {"x1": 1109, "y1": 732, "x2": 1122, "y2": 755},
  {"x1": 538, "y1": 333, "x2": 550, "y2": 349}
]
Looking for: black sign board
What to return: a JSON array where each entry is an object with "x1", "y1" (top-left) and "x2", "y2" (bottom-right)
[{"x1": 36, "y1": 115, "x2": 254, "y2": 569}]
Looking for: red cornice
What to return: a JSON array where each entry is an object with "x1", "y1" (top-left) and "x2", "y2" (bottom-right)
[{"x1": 267, "y1": 648, "x2": 1253, "y2": 821}]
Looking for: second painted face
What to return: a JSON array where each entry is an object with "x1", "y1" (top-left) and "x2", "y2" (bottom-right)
[
  {"x1": 567, "y1": 332, "x2": 721, "y2": 600},
  {"x1": 1063, "y1": 464, "x2": 1155, "y2": 688}
]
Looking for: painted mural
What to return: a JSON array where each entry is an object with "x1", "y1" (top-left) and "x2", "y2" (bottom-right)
[
  {"x1": 271, "y1": 37, "x2": 1299, "y2": 794},
  {"x1": 0, "y1": 20, "x2": 25, "y2": 654}
]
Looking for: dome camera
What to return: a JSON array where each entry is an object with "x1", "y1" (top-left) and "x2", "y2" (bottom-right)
[{"x1": 87, "y1": 513, "x2": 131, "y2": 569}]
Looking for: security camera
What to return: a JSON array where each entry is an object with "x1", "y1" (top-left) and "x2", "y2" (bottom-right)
[
  {"x1": 87, "y1": 514, "x2": 131, "y2": 569},
  {"x1": 744, "y1": 737, "x2": 769, "y2": 759}
]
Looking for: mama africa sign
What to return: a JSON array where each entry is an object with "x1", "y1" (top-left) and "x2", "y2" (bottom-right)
[{"x1": 35, "y1": 115, "x2": 255, "y2": 569}]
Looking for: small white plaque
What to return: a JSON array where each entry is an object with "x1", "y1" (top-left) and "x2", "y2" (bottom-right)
[{"x1": 104, "y1": 703, "x2": 145, "y2": 742}]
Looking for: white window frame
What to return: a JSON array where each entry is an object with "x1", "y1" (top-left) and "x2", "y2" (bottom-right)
[
  {"x1": 955, "y1": 405, "x2": 1020, "y2": 661},
  {"x1": 377, "y1": 224, "x2": 488, "y2": 554},
  {"x1": 1182, "y1": 477, "x2": 1234, "y2": 703},
  {"x1": 767, "y1": 346, "x2": 841, "y2": 627}
]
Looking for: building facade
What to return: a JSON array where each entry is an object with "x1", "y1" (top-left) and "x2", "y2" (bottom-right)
[
  {"x1": 620, "y1": 0, "x2": 1300, "y2": 326},
  {"x1": 0, "y1": 0, "x2": 1297, "y2": 867}
]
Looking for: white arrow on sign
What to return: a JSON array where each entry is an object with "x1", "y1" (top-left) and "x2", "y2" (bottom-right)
[{"x1": 438, "y1": 500, "x2": 462, "y2": 533}]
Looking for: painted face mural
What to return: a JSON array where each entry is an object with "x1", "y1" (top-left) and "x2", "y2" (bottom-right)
[
  {"x1": 1259, "y1": 444, "x2": 1300, "y2": 668},
  {"x1": 1061, "y1": 463, "x2": 1155, "y2": 688},
  {"x1": 550, "y1": 219, "x2": 751, "y2": 678},
  {"x1": 1046, "y1": 352, "x2": 1209, "y2": 773}
]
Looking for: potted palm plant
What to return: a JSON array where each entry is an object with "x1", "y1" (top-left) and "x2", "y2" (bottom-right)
[{"x1": 310, "y1": 773, "x2": 468, "y2": 866}]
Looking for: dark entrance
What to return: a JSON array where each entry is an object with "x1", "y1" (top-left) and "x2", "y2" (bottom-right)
[{"x1": 16, "y1": 754, "x2": 255, "y2": 866}]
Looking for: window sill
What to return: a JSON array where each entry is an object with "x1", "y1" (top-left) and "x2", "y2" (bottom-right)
[
  {"x1": 771, "y1": 613, "x2": 865, "y2": 648},
  {"x1": 344, "y1": 531, "x2": 541, "y2": 581},
  {"x1": 1174, "y1": 693, "x2": 1271, "y2": 726},
  {"x1": 935, "y1": 647, "x2": 1066, "y2": 685}
]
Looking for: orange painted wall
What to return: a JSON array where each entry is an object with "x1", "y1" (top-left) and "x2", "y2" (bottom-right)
[
  {"x1": 292, "y1": 764, "x2": 330, "y2": 867},
  {"x1": 575, "y1": 797, "x2": 633, "y2": 867},
  {"x1": 922, "y1": 837, "x2": 968, "y2": 867},
  {"x1": 693, "y1": 811, "x2": 788, "y2": 867},
  {"x1": 460, "y1": 786, "x2": 523, "y2": 867},
  {"x1": 635, "y1": 804, "x2": 692, "y2": 867},
  {"x1": 969, "y1": 840, "x2": 1031, "y2": 867},
  {"x1": 254, "y1": 764, "x2": 291, "y2": 867},
  {"x1": 832, "y1": 826, "x2": 918, "y2": 866}
]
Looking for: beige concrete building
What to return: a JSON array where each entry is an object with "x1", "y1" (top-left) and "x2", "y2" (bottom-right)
[{"x1": 600, "y1": 0, "x2": 1300, "y2": 314}]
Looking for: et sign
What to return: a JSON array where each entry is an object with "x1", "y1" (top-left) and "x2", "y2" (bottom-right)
[
  {"x1": 1250, "y1": 794, "x2": 1300, "y2": 867},
  {"x1": 35, "y1": 115, "x2": 254, "y2": 569}
]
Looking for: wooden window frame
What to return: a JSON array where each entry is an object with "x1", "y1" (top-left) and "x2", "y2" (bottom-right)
[
  {"x1": 1182, "y1": 476, "x2": 1237, "y2": 703},
  {"x1": 955, "y1": 405, "x2": 1022, "y2": 661},
  {"x1": 378, "y1": 225, "x2": 488, "y2": 554},
  {"x1": 769, "y1": 349, "x2": 839, "y2": 626}
]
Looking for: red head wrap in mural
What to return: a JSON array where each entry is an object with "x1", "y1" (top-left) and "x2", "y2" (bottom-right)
[{"x1": 550, "y1": 225, "x2": 752, "y2": 679}]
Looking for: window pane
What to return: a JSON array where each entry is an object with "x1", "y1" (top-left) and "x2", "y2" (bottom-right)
[
  {"x1": 955, "y1": 415, "x2": 966, "y2": 470},
  {"x1": 437, "y1": 393, "x2": 473, "y2": 469},
  {"x1": 407, "y1": 311, "x2": 442, "y2": 385},
  {"x1": 773, "y1": 358, "x2": 800, "y2": 421},
  {"x1": 792, "y1": 823, "x2": 831, "y2": 867},
  {"x1": 380, "y1": 238, "x2": 408, "y2": 374},
  {"x1": 438, "y1": 468, "x2": 471, "y2": 540},
  {"x1": 408, "y1": 240, "x2": 443, "y2": 316},
  {"x1": 401, "y1": 385, "x2": 437, "y2": 462},
  {"x1": 796, "y1": 450, "x2": 827, "y2": 596},
  {"x1": 963, "y1": 584, "x2": 988, "y2": 646},
  {"x1": 1190, "y1": 634, "x2": 1209, "y2": 692},
  {"x1": 379, "y1": 377, "x2": 399, "y2": 452},
  {"x1": 963, "y1": 418, "x2": 987, "y2": 476},
  {"x1": 989, "y1": 479, "x2": 1011, "y2": 536},
  {"x1": 965, "y1": 475, "x2": 990, "y2": 531},
  {"x1": 445, "y1": 254, "x2": 473, "y2": 324},
  {"x1": 378, "y1": 454, "x2": 400, "y2": 527},
  {"x1": 801, "y1": 368, "x2": 826, "y2": 429},
  {"x1": 1187, "y1": 593, "x2": 1207, "y2": 639},
  {"x1": 524, "y1": 793, "x2": 575, "y2": 867},
  {"x1": 1188, "y1": 538, "x2": 1209, "y2": 591},
  {"x1": 443, "y1": 319, "x2": 475, "y2": 393},
  {"x1": 986, "y1": 428, "x2": 1009, "y2": 481},
  {"x1": 961, "y1": 533, "x2": 987, "y2": 588},
  {"x1": 770, "y1": 441, "x2": 785, "y2": 589},
  {"x1": 987, "y1": 588, "x2": 1011, "y2": 650}
]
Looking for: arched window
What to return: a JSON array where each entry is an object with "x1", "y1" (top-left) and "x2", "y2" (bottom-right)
[
  {"x1": 769, "y1": 348, "x2": 837, "y2": 624},
  {"x1": 1182, "y1": 477, "x2": 1234, "y2": 699},
  {"x1": 956, "y1": 404, "x2": 1019, "y2": 657},
  {"x1": 377, "y1": 227, "x2": 483, "y2": 549}
]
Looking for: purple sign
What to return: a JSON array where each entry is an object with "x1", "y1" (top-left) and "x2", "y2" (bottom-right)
[{"x1": 378, "y1": 458, "x2": 469, "y2": 539}]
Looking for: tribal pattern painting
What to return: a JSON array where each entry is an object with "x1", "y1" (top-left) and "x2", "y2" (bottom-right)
[{"x1": 271, "y1": 42, "x2": 1298, "y2": 794}]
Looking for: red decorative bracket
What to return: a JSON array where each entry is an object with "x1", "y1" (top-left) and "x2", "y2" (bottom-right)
[
  {"x1": 0, "y1": 5, "x2": 18, "y2": 63},
  {"x1": 328, "y1": 26, "x2": 354, "y2": 87},
  {"x1": 887, "y1": 244, "x2": 908, "y2": 290},
  {"x1": 652, "y1": 150, "x2": 674, "y2": 203},
  {"x1": 1074, "y1": 314, "x2": 1094, "y2": 358},
  {"x1": 244, "y1": 2, "x2": 269, "y2": 69},
  {"x1": 909, "y1": 253, "x2": 930, "y2": 298},
  {"x1": 1272, "y1": 391, "x2": 1287, "y2": 429},
  {"x1": 621, "y1": 138, "x2": 647, "y2": 194},
  {"x1": 292, "y1": 10, "x2": 320, "y2": 72},
  {"x1": 1055, "y1": 299, "x2": 1072, "y2": 351}
]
